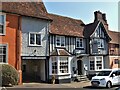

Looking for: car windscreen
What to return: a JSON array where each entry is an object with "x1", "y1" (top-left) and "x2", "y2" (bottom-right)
[{"x1": 97, "y1": 71, "x2": 112, "y2": 76}]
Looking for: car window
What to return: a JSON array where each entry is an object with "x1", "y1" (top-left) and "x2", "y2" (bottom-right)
[
  {"x1": 118, "y1": 70, "x2": 120, "y2": 76},
  {"x1": 110, "y1": 71, "x2": 118, "y2": 77}
]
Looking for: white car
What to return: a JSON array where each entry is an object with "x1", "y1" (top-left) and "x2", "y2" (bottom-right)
[{"x1": 91, "y1": 68, "x2": 120, "y2": 88}]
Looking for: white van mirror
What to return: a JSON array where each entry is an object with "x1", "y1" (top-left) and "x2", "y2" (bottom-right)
[{"x1": 113, "y1": 74, "x2": 116, "y2": 77}]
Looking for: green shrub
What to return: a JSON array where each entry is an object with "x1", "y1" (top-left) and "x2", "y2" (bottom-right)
[{"x1": 0, "y1": 63, "x2": 19, "y2": 86}]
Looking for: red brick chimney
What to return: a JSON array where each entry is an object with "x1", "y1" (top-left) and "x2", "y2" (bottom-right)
[{"x1": 94, "y1": 11, "x2": 109, "y2": 30}]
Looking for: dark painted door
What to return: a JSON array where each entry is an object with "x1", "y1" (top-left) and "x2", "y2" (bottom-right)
[{"x1": 77, "y1": 60, "x2": 82, "y2": 75}]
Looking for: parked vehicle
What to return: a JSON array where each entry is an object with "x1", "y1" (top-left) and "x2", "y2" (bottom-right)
[{"x1": 91, "y1": 68, "x2": 120, "y2": 88}]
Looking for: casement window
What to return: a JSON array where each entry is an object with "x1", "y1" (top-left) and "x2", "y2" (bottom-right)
[
  {"x1": 76, "y1": 38, "x2": 83, "y2": 48},
  {"x1": 29, "y1": 32, "x2": 42, "y2": 46},
  {"x1": 0, "y1": 45, "x2": 7, "y2": 63},
  {"x1": 89, "y1": 56, "x2": 103, "y2": 71},
  {"x1": 56, "y1": 36, "x2": 65, "y2": 47},
  {"x1": 59, "y1": 57, "x2": 68, "y2": 73},
  {"x1": 93, "y1": 39, "x2": 104, "y2": 48},
  {"x1": 89, "y1": 57, "x2": 95, "y2": 70},
  {"x1": 0, "y1": 14, "x2": 5, "y2": 35},
  {"x1": 51, "y1": 57, "x2": 57, "y2": 74},
  {"x1": 97, "y1": 39, "x2": 104, "y2": 48}
]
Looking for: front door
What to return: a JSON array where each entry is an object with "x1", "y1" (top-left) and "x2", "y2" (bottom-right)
[{"x1": 77, "y1": 60, "x2": 82, "y2": 75}]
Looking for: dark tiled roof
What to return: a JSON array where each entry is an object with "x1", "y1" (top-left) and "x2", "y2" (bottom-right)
[
  {"x1": 48, "y1": 13, "x2": 85, "y2": 37},
  {"x1": 1, "y1": 1, "x2": 51, "y2": 20},
  {"x1": 50, "y1": 48, "x2": 71, "y2": 56},
  {"x1": 83, "y1": 21, "x2": 99, "y2": 38},
  {"x1": 108, "y1": 30, "x2": 120, "y2": 44}
]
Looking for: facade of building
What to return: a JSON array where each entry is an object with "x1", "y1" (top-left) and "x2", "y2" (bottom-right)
[
  {"x1": 0, "y1": 11, "x2": 22, "y2": 84},
  {"x1": 108, "y1": 31, "x2": 120, "y2": 69},
  {"x1": 1, "y1": 1, "x2": 120, "y2": 84},
  {"x1": 48, "y1": 14, "x2": 88, "y2": 83}
]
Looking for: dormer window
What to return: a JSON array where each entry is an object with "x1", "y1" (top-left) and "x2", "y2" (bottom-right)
[
  {"x1": 0, "y1": 14, "x2": 6, "y2": 35},
  {"x1": 76, "y1": 38, "x2": 83, "y2": 48},
  {"x1": 56, "y1": 36, "x2": 65, "y2": 47}
]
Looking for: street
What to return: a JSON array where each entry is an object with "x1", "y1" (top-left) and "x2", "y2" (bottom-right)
[{"x1": 1, "y1": 82, "x2": 119, "y2": 90}]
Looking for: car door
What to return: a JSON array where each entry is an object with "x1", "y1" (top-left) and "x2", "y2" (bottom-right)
[
  {"x1": 110, "y1": 71, "x2": 119, "y2": 85},
  {"x1": 118, "y1": 70, "x2": 120, "y2": 85}
]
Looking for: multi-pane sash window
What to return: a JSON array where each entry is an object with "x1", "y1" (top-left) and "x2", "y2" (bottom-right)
[
  {"x1": 76, "y1": 38, "x2": 83, "y2": 48},
  {"x1": 59, "y1": 57, "x2": 68, "y2": 73},
  {"x1": 56, "y1": 36, "x2": 65, "y2": 47},
  {"x1": 89, "y1": 57, "x2": 95, "y2": 70},
  {"x1": 96, "y1": 57, "x2": 102, "y2": 70},
  {"x1": 0, "y1": 14, "x2": 5, "y2": 35},
  {"x1": 29, "y1": 33, "x2": 41, "y2": 46},
  {"x1": 0, "y1": 45, "x2": 7, "y2": 63},
  {"x1": 51, "y1": 57, "x2": 57, "y2": 74},
  {"x1": 89, "y1": 56, "x2": 103, "y2": 71}
]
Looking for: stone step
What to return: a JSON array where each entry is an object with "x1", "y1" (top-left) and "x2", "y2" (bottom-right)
[{"x1": 76, "y1": 75, "x2": 89, "y2": 82}]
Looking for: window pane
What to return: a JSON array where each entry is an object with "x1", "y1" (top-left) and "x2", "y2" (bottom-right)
[
  {"x1": 61, "y1": 37, "x2": 65, "y2": 46},
  {"x1": 30, "y1": 34, "x2": 35, "y2": 44},
  {"x1": 90, "y1": 61, "x2": 95, "y2": 70},
  {"x1": 56, "y1": 36, "x2": 60, "y2": 46},
  {"x1": 0, "y1": 25, "x2": 3, "y2": 34},
  {"x1": 36, "y1": 34, "x2": 41, "y2": 45},
  {"x1": 0, "y1": 15, "x2": 4, "y2": 24}
]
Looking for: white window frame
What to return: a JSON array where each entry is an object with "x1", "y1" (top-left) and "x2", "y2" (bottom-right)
[
  {"x1": 76, "y1": 38, "x2": 83, "y2": 48},
  {"x1": 89, "y1": 56, "x2": 103, "y2": 71},
  {"x1": 29, "y1": 32, "x2": 42, "y2": 46},
  {"x1": 56, "y1": 36, "x2": 65, "y2": 47},
  {"x1": 0, "y1": 44, "x2": 8, "y2": 63},
  {"x1": 0, "y1": 13, "x2": 6, "y2": 35}
]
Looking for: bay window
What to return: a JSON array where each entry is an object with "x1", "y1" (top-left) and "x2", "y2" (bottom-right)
[{"x1": 51, "y1": 56, "x2": 69, "y2": 75}]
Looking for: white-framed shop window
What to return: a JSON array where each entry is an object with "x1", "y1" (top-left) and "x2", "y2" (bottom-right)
[
  {"x1": 0, "y1": 14, "x2": 6, "y2": 35},
  {"x1": 89, "y1": 56, "x2": 103, "y2": 71},
  {"x1": 29, "y1": 32, "x2": 42, "y2": 46},
  {"x1": 59, "y1": 57, "x2": 68, "y2": 74},
  {"x1": 56, "y1": 36, "x2": 65, "y2": 47},
  {"x1": 0, "y1": 44, "x2": 8, "y2": 63}
]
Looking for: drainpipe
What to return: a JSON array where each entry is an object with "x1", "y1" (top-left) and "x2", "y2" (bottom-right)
[{"x1": 17, "y1": 15, "x2": 22, "y2": 85}]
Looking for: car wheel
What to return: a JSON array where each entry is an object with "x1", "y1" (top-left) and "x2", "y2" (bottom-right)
[{"x1": 106, "y1": 81, "x2": 112, "y2": 88}]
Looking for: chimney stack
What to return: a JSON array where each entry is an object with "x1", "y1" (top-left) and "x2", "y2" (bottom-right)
[{"x1": 94, "y1": 11, "x2": 108, "y2": 30}]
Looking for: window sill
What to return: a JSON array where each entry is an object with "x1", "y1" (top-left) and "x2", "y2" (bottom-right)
[
  {"x1": 55, "y1": 46, "x2": 66, "y2": 48},
  {"x1": 0, "y1": 34, "x2": 6, "y2": 36},
  {"x1": 76, "y1": 47, "x2": 84, "y2": 49},
  {"x1": 28, "y1": 44, "x2": 42, "y2": 47}
]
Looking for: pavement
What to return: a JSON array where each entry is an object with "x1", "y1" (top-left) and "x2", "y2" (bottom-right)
[{"x1": 6, "y1": 81, "x2": 91, "y2": 88}]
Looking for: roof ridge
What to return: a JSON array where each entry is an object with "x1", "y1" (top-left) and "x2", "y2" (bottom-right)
[{"x1": 48, "y1": 13, "x2": 83, "y2": 22}]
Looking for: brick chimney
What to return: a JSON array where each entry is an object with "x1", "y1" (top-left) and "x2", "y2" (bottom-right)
[{"x1": 94, "y1": 11, "x2": 108, "y2": 30}]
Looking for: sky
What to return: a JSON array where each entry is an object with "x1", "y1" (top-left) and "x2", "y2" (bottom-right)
[{"x1": 43, "y1": 1, "x2": 118, "y2": 32}]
